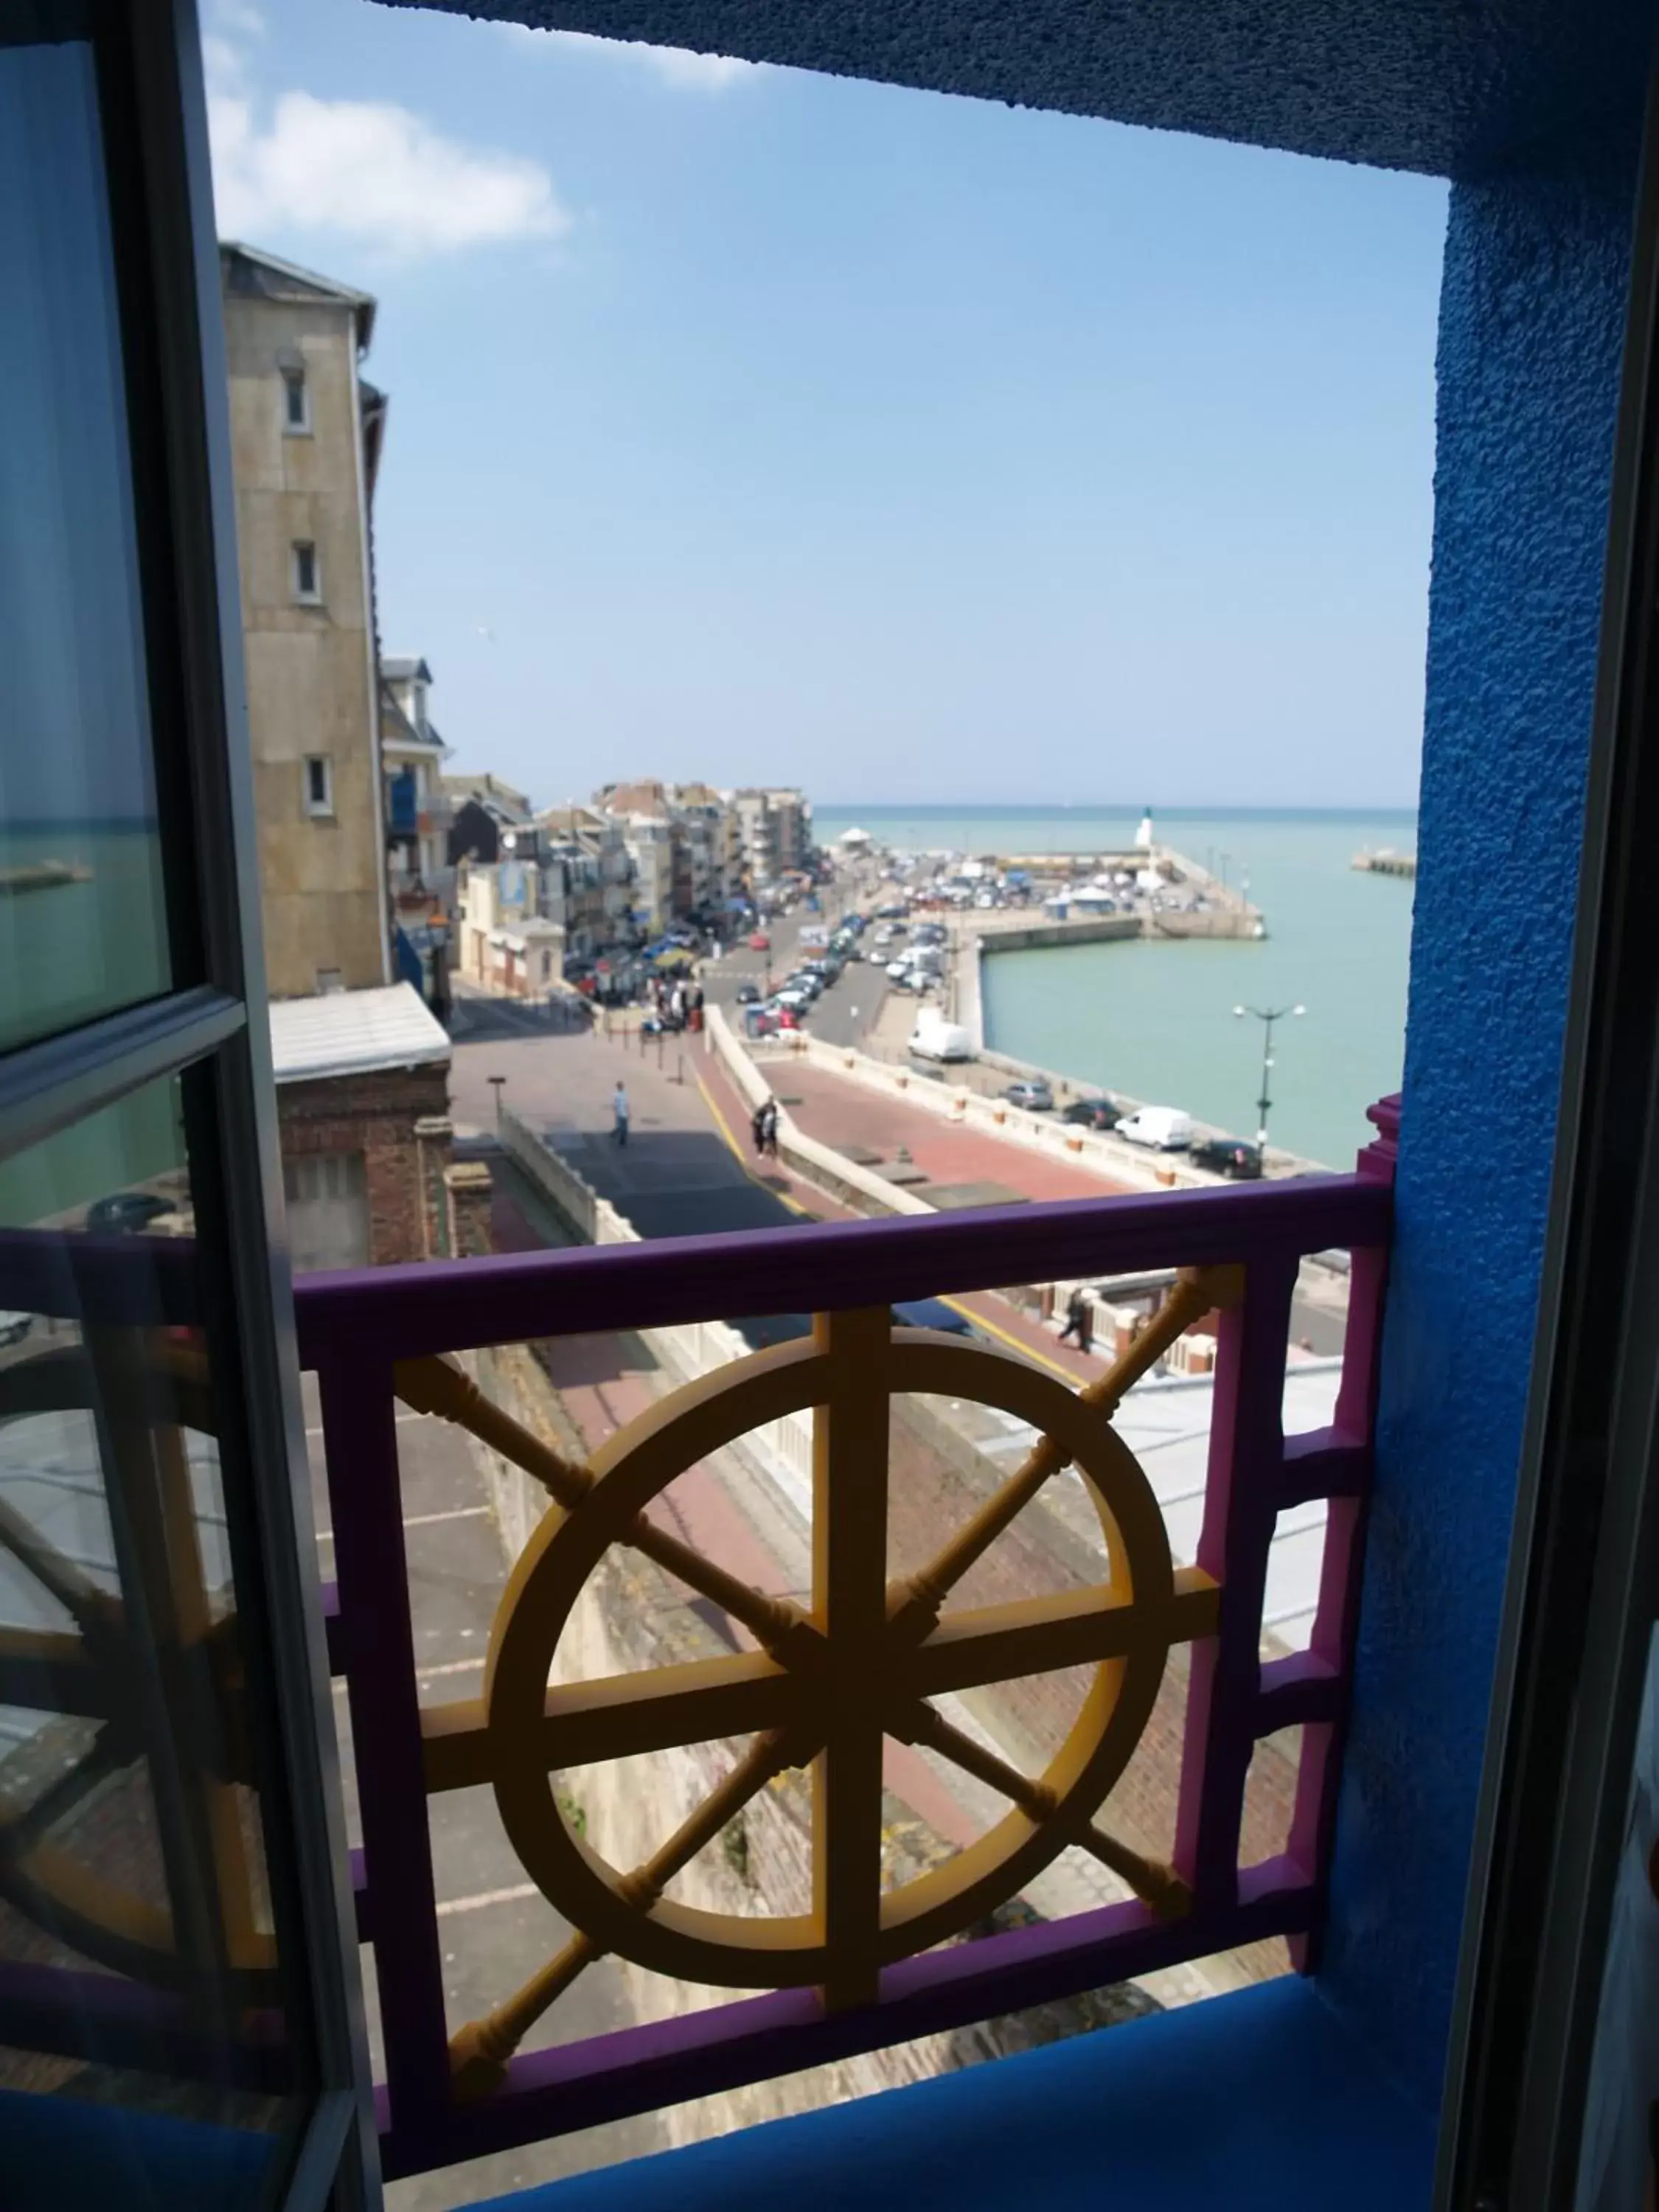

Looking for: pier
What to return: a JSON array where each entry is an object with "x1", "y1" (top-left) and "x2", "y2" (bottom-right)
[{"x1": 1352, "y1": 849, "x2": 1416, "y2": 878}]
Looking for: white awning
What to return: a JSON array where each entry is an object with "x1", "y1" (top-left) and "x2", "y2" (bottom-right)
[{"x1": 270, "y1": 982, "x2": 450, "y2": 1085}]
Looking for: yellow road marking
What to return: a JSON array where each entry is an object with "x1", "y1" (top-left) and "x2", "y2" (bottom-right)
[
  {"x1": 694, "y1": 1070, "x2": 811, "y2": 1215},
  {"x1": 935, "y1": 1295, "x2": 1085, "y2": 1383},
  {"x1": 698, "y1": 1076, "x2": 1088, "y2": 1371}
]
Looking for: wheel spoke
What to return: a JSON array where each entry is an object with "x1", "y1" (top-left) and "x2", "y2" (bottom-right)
[
  {"x1": 904, "y1": 1568, "x2": 1219, "y2": 1700},
  {"x1": 894, "y1": 1698, "x2": 1189, "y2": 1919},
  {"x1": 399, "y1": 1355, "x2": 823, "y2": 1663},
  {"x1": 0, "y1": 1726, "x2": 125, "y2": 1861},
  {"x1": 0, "y1": 1495, "x2": 108, "y2": 1632},
  {"x1": 886, "y1": 1267, "x2": 1240, "y2": 1638},
  {"x1": 422, "y1": 1647, "x2": 801, "y2": 1791},
  {"x1": 450, "y1": 1724, "x2": 812, "y2": 2099},
  {"x1": 810, "y1": 1309, "x2": 892, "y2": 2011}
]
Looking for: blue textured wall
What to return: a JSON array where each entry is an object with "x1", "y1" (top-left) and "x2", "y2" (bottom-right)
[
  {"x1": 1321, "y1": 129, "x2": 1640, "y2": 2107},
  {"x1": 406, "y1": 0, "x2": 1651, "y2": 179}
]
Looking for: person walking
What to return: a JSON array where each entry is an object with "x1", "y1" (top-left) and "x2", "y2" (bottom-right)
[
  {"x1": 761, "y1": 1099, "x2": 780, "y2": 1160},
  {"x1": 751, "y1": 1101, "x2": 768, "y2": 1158},
  {"x1": 1057, "y1": 1286, "x2": 1093, "y2": 1353},
  {"x1": 612, "y1": 1080, "x2": 631, "y2": 1148}
]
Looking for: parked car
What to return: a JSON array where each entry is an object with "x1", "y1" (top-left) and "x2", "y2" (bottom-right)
[
  {"x1": 735, "y1": 981, "x2": 762, "y2": 1004},
  {"x1": 748, "y1": 931, "x2": 771, "y2": 951},
  {"x1": 909, "y1": 1014, "x2": 974, "y2": 1062},
  {"x1": 1004, "y1": 1078, "x2": 1055, "y2": 1113},
  {"x1": 1060, "y1": 1096, "x2": 1123, "y2": 1131},
  {"x1": 0, "y1": 1311, "x2": 33, "y2": 1351},
  {"x1": 1189, "y1": 1135, "x2": 1263, "y2": 1179},
  {"x1": 1116, "y1": 1105, "x2": 1194, "y2": 1150},
  {"x1": 87, "y1": 1190, "x2": 174, "y2": 1234}
]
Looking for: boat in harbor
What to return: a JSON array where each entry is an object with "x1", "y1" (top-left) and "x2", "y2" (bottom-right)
[{"x1": 0, "y1": 860, "x2": 93, "y2": 897}]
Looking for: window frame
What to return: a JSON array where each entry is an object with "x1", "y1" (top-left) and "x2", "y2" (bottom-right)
[
  {"x1": 303, "y1": 754, "x2": 334, "y2": 818},
  {"x1": 291, "y1": 536, "x2": 321, "y2": 604},
  {"x1": 0, "y1": 2, "x2": 377, "y2": 2203},
  {"x1": 281, "y1": 363, "x2": 310, "y2": 435}
]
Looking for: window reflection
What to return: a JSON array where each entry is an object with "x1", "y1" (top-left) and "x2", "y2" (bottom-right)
[
  {"x1": 0, "y1": 38, "x2": 172, "y2": 1054},
  {"x1": 0, "y1": 1077, "x2": 295, "y2": 2154}
]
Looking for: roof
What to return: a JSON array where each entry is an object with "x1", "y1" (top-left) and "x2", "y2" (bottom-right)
[
  {"x1": 973, "y1": 1357, "x2": 1342, "y2": 1654},
  {"x1": 599, "y1": 779, "x2": 670, "y2": 817},
  {"x1": 269, "y1": 983, "x2": 450, "y2": 1085},
  {"x1": 383, "y1": 655, "x2": 434, "y2": 683},
  {"x1": 443, "y1": 771, "x2": 532, "y2": 820},
  {"x1": 219, "y1": 241, "x2": 377, "y2": 350}
]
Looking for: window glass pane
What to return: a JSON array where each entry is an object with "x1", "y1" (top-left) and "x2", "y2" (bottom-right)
[
  {"x1": 0, "y1": 1074, "x2": 307, "y2": 2188},
  {"x1": 0, "y1": 39, "x2": 172, "y2": 1055}
]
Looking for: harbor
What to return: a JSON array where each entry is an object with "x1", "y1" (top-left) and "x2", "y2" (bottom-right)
[
  {"x1": 1352, "y1": 848, "x2": 1417, "y2": 877},
  {"x1": 819, "y1": 804, "x2": 1414, "y2": 1169}
]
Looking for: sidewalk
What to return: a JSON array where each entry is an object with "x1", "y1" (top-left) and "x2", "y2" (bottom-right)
[{"x1": 757, "y1": 1055, "x2": 1134, "y2": 1206}]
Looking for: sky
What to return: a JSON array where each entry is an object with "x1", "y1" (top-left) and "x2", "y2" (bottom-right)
[{"x1": 205, "y1": 0, "x2": 1449, "y2": 810}]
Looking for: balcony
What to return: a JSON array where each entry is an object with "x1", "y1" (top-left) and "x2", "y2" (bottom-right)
[
  {"x1": 388, "y1": 769, "x2": 420, "y2": 840},
  {"x1": 0, "y1": 1102, "x2": 1410, "y2": 2206}
]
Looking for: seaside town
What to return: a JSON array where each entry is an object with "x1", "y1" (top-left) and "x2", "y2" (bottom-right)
[
  {"x1": 0, "y1": 228, "x2": 1397, "y2": 2207},
  {"x1": 7, "y1": 2, "x2": 1648, "y2": 2207}
]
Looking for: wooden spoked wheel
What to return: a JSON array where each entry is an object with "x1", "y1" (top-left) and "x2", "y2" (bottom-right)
[
  {"x1": 0, "y1": 1338, "x2": 275, "y2": 1994},
  {"x1": 481, "y1": 1317, "x2": 1198, "y2": 1998}
]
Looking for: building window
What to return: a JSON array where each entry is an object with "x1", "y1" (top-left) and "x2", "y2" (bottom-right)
[
  {"x1": 281, "y1": 365, "x2": 310, "y2": 433},
  {"x1": 303, "y1": 755, "x2": 333, "y2": 817},
  {"x1": 291, "y1": 539, "x2": 321, "y2": 602}
]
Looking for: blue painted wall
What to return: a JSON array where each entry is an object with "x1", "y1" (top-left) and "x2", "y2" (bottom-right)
[{"x1": 1321, "y1": 128, "x2": 1641, "y2": 2107}]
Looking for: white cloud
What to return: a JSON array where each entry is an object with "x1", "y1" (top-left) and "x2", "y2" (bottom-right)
[
  {"x1": 496, "y1": 22, "x2": 760, "y2": 89},
  {"x1": 204, "y1": 4, "x2": 568, "y2": 260}
]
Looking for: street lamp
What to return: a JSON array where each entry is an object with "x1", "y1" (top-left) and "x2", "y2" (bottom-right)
[
  {"x1": 488, "y1": 1074, "x2": 507, "y2": 1121},
  {"x1": 1233, "y1": 1004, "x2": 1304, "y2": 1152}
]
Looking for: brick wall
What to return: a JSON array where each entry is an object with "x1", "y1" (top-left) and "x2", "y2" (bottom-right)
[{"x1": 277, "y1": 1060, "x2": 450, "y2": 1266}]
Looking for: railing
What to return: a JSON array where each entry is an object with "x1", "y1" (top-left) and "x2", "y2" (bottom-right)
[
  {"x1": 0, "y1": 1105, "x2": 1395, "y2": 2180},
  {"x1": 296, "y1": 1102, "x2": 1396, "y2": 2180}
]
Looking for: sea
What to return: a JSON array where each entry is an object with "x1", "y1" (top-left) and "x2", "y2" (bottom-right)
[{"x1": 812, "y1": 805, "x2": 1417, "y2": 1171}]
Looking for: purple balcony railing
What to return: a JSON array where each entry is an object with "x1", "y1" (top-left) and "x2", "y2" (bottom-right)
[
  {"x1": 0, "y1": 1102, "x2": 1397, "y2": 2183},
  {"x1": 297, "y1": 1101, "x2": 1397, "y2": 2180}
]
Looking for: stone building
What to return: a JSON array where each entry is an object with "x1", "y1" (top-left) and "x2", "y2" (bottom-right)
[
  {"x1": 223, "y1": 244, "x2": 453, "y2": 1264},
  {"x1": 270, "y1": 984, "x2": 452, "y2": 1270},
  {"x1": 220, "y1": 243, "x2": 389, "y2": 998}
]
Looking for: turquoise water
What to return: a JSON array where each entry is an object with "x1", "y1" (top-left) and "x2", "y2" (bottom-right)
[{"x1": 814, "y1": 805, "x2": 1416, "y2": 1169}]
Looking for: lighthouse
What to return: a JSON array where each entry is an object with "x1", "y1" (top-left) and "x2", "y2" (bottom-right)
[{"x1": 1135, "y1": 807, "x2": 1155, "y2": 852}]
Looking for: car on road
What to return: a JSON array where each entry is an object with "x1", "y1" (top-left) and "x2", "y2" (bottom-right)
[
  {"x1": 1004, "y1": 1078, "x2": 1055, "y2": 1113},
  {"x1": 748, "y1": 931, "x2": 771, "y2": 951},
  {"x1": 1060, "y1": 1096, "x2": 1122, "y2": 1131},
  {"x1": 1189, "y1": 1135, "x2": 1263, "y2": 1179},
  {"x1": 1116, "y1": 1105, "x2": 1194, "y2": 1150},
  {"x1": 735, "y1": 982, "x2": 762, "y2": 1004},
  {"x1": 0, "y1": 1312, "x2": 32, "y2": 1351},
  {"x1": 87, "y1": 1190, "x2": 175, "y2": 1234}
]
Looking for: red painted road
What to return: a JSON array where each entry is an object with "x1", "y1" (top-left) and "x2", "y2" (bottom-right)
[{"x1": 768, "y1": 1058, "x2": 1135, "y2": 1205}]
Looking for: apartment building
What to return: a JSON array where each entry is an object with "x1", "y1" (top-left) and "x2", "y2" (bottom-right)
[
  {"x1": 380, "y1": 655, "x2": 451, "y2": 902},
  {"x1": 222, "y1": 243, "x2": 449, "y2": 1267},
  {"x1": 221, "y1": 243, "x2": 389, "y2": 997}
]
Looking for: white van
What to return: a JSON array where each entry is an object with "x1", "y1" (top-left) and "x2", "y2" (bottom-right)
[
  {"x1": 909, "y1": 1015, "x2": 973, "y2": 1062},
  {"x1": 1116, "y1": 1105, "x2": 1193, "y2": 1150}
]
